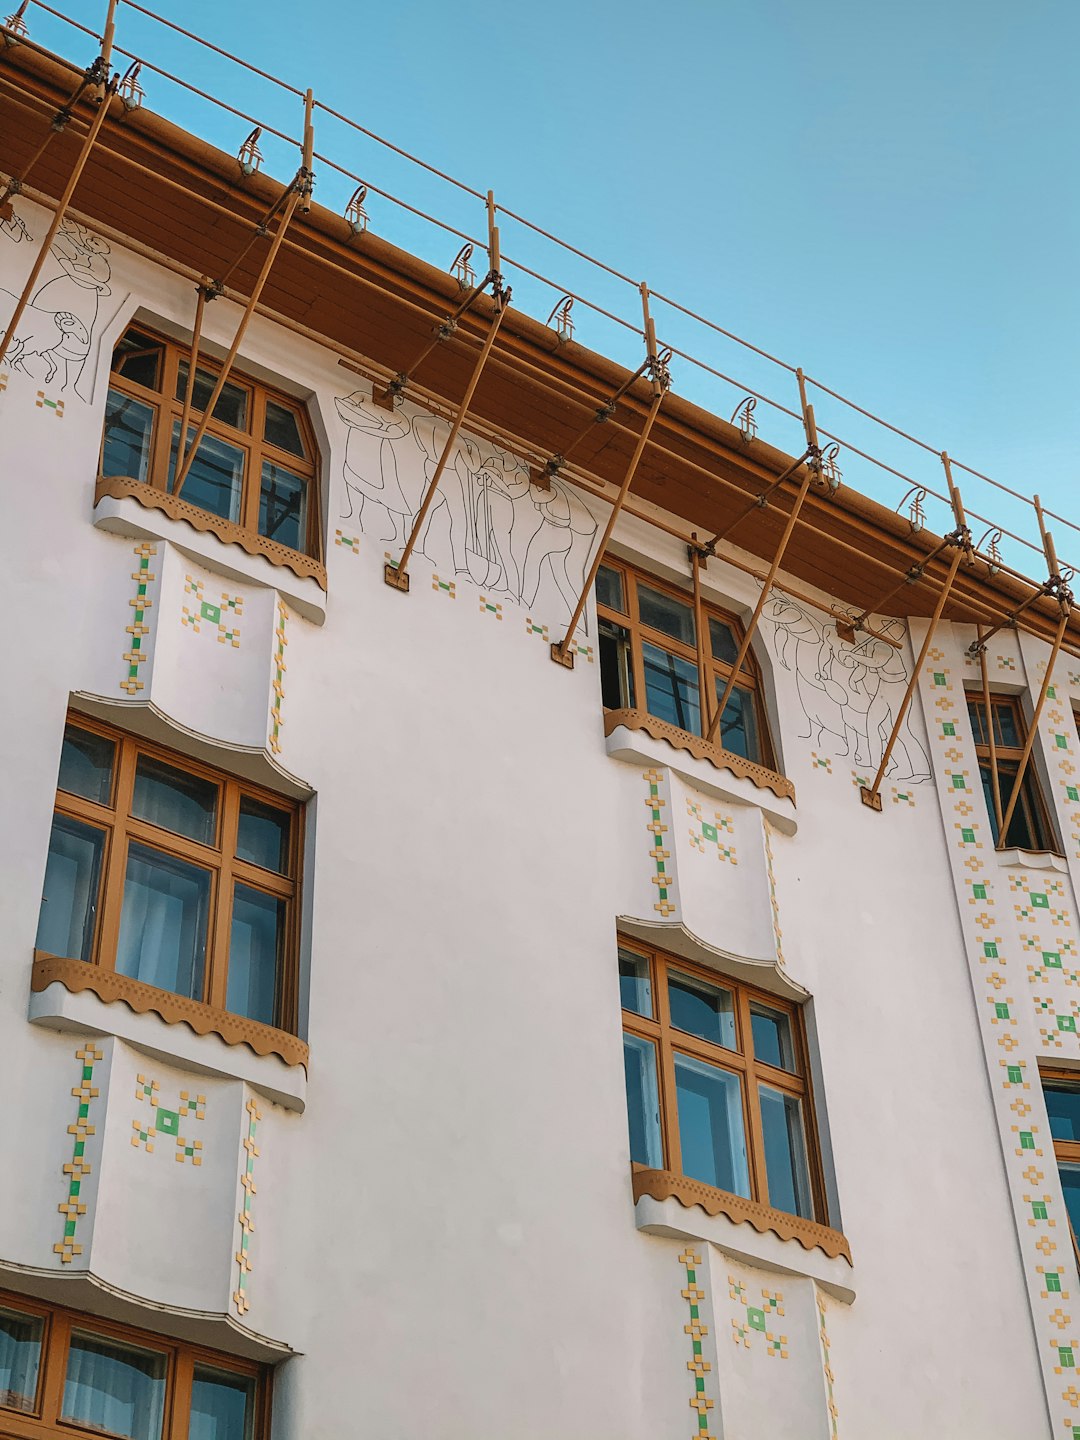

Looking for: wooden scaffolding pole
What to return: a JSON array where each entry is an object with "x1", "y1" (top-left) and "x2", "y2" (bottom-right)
[
  {"x1": 995, "y1": 498, "x2": 1073, "y2": 849},
  {"x1": 550, "y1": 283, "x2": 668, "y2": 668},
  {"x1": 0, "y1": 33, "x2": 117, "y2": 370},
  {"x1": 860, "y1": 455, "x2": 971, "y2": 811}
]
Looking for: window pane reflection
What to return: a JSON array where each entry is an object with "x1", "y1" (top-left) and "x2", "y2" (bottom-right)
[
  {"x1": 643, "y1": 643, "x2": 700, "y2": 735},
  {"x1": 259, "y1": 461, "x2": 306, "y2": 551},
  {"x1": 674, "y1": 1053, "x2": 749, "y2": 1197},
  {"x1": 62, "y1": 1331, "x2": 166, "y2": 1440},
  {"x1": 618, "y1": 949, "x2": 652, "y2": 1017},
  {"x1": 132, "y1": 756, "x2": 217, "y2": 845},
  {"x1": 623, "y1": 1034, "x2": 662, "y2": 1169},
  {"x1": 35, "y1": 815, "x2": 104, "y2": 961},
  {"x1": 638, "y1": 583, "x2": 695, "y2": 645},
  {"x1": 0, "y1": 1307, "x2": 43, "y2": 1413},
  {"x1": 760, "y1": 1085, "x2": 813, "y2": 1218},
  {"x1": 58, "y1": 725, "x2": 114, "y2": 805},
  {"x1": 103, "y1": 389, "x2": 154, "y2": 483},
  {"x1": 168, "y1": 423, "x2": 245, "y2": 523},
  {"x1": 189, "y1": 1365, "x2": 254, "y2": 1440},
  {"x1": 116, "y1": 843, "x2": 210, "y2": 999},
  {"x1": 668, "y1": 972, "x2": 736, "y2": 1049},
  {"x1": 227, "y1": 885, "x2": 284, "y2": 1026}
]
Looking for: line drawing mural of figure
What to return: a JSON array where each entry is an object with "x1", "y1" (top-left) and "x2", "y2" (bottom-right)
[
  {"x1": 764, "y1": 591, "x2": 931, "y2": 782},
  {"x1": 0, "y1": 218, "x2": 112, "y2": 399},
  {"x1": 334, "y1": 386, "x2": 601, "y2": 627}
]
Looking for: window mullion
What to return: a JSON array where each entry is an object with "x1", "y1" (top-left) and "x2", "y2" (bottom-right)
[
  {"x1": 737, "y1": 990, "x2": 768, "y2": 1204},
  {"x1": 167, "y1": 1348, "x2": 194, "y2": 1440},
  {"x1": 207, "y1": 786, "x2": 240, "y2": 1012},
  {"x1": 654, "y1": 957, "x2": 681, "y2": 1175},
  {"x1": 93, "y1": 742, "x2": 137, "y2": 972},
  {"x1": 39, "y1": 1308, "x2": 71, "y2": 1424}
]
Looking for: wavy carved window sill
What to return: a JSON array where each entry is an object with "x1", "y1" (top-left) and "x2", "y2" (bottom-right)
[
  {"x1": 31, "y1": 953, "x2": 309, "y2": 1072},
  {"x1": 603, "y1": 709, "x2": 795, "y2": 803},
  {"x1": 632, "y1": 1168, "x2": 851, "y2": 1265},
  {"x1": 94, "y1": 475, "x2": 327, "y2": 591}
]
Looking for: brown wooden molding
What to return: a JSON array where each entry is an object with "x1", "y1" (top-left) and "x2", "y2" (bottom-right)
[
  {"x1": 632, "y1": 1168, "x2": 852, "y2": 1264},
  {"x1": 32, "y1": 954, "x2": 309, "y2": 1071},
  {"x1": 604, "y1": 709, "x2": 796, "y2": 802},
  {"x1": 94, "y1": 476, "x2": 328, "y2": 590}
]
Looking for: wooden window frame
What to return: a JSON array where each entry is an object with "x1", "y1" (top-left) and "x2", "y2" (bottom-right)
[
  {"x1": 620, "y1": 938, "x2": 828, "y2": 1223},
  {"x1": 0, "y1": 1288, "x2": 270, "y2": 1439},
  {"x1": 596, "y1": 556, "x2": 777, "y2": 772},
  {"x1": 100, "y1": 324, "x2": 323, "y2": 566},
  {"x1": 34, "y1": 712, "x2": 304, "y2": 1051},
  {"x1": 966, "y1": 692, "x2": 1058, "y2": 853},
  {"x1": 1042, "y1": 1066, "x2": 1080, "y2": 1272}
]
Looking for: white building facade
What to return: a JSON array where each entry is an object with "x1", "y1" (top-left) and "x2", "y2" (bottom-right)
[{"x1": 1, "y1": 29, "x2": 1080, "y2": 1440}]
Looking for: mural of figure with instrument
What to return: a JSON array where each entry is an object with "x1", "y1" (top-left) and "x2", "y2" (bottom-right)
[
  {"x1": 335, "y1": 387, "x2": 600, "y2": 627},
  {"x1": 0, "y1": 218, "x2": 112, "y2": 399},
  {"x1": 764, "y1": 591, "x2": 931, "y2": 782}
]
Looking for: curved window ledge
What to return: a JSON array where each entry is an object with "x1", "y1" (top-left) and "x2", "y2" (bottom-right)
[
  {"x1": 604, "y1": 710, "x2": 797, "y2": 835},
  {"x1": 633, "y1": 1170, "x2": 854, "y2": 1303},
  {"x1": 93, "y1": 477, "x2": 327, "y2": 624},
  {"x1": 994, "y1": 847, "x2": 1069, "y2": 873},
  {"x1": 0, "y1": 1260, "x2": 294, "y2": 1363},
  {"x1": 30, "y1": 955, "x2": 308, "y2": 1111}
]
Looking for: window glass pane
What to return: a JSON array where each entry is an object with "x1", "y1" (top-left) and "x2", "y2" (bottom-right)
[
  {"x1": 674, "y1": 1053, "x2": 749, "y2": 1196},
  {"x1": 599, "y1": 618, "x2": 635, "y2": 710},
  {"x1": 58, "y1": 724, "x2": 114, "y2": 805},
  {"x1": 595, "y1": 564, "x2": 625, "y2": 613},
  {"x1": 713, "y1": 680, "x2": 761, "y2": 762},
  {"x1": 62, "y1": 1331, "x2": 166, "y2": 1440},
  {"x1": 638, "y1": 582, "x2": 695, "y2": 645},
  {"x1": 111, "y1": 330, "x2": 163, "y2": 390},
  {"x1": 643, "y1": 642, "x2": 701, "y2": 735},
  {"x1": 259, "y1": 461, "x2": 307, "y2": 552},
  {"x1": 622, "y1": 1033, "x2": 663, "y2": 1169},
  {"x1": 709, "y1": 616, "x2": 739, "y2": 665},
  {"x1": 992, "y1": 701, "x2": 1021, "y2": 748},
  {"x1": 1045, "y1": 1084, "x2": 1080, "y2": 1144},
  {"x1": 1059, "y1": 1164, "x2": 1080, "y2": 1246},
  {"x1": 237, "y1": 797, "x2": 290, "y2": 873},
  {"x1": 750, "y1": 1002, "x2": 797, "y2": 1072},
  {"x1": 168, "y1": 423, "x2": 244, "y2": 523},
  {"x1": 102, "y1": 390, "x2": 155, "y2": 483},
  {"x1": 981, "y1": 763, "x2": 1049, "y2": 851},
  {"x1": 0, "y1": 1307, "x2": 43, "y2": 1413},
  {"x1": 966, "y1": 697, "x2": 987, "y2": 746},
  {"x1": 176, "y1": 362, "x2": 248, "y2": 430},
  {"x1": 35, "y1": 815, "x2": 104, "y2": 961},
  {"x1": 189, "y1": 1365, "x2": 254, "y2": 1440},
  {"x1": 228, "y1": 885, "x2": 285, "y2": 1027},
  {"x1": 618, "y1": 949, "x2": 652, "y2": 1016},
  {"x1": 760, "y1": 1085, "x2": 813, "y2": 1218},
  {"x1": 132, "y1": 756, "x2": 217, "y2": 844},
  {"x1": 668, "y1": 971, "x2": 736, "y2": 1049},
  {"x1": 116, "y1": 842, "x2": 210, "y2": 999},
  {"x1": 263, "y1": 399, "x2": 306, "y2": 457}
]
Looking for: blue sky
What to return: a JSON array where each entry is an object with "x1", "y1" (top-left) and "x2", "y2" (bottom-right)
[{"x1": 24, "y1": 0, "x2": 1080, "y2": 577}]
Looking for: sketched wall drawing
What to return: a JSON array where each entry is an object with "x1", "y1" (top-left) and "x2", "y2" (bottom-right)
[
  {"x1": 335, "y1": 388, "x2": 600, "y2": 627},
  {"x1": 765, "y1": 591, "x2": 931, "y2": 782},
  {"x1": 0, "y1": 218, "x2": 112, "y2": 399}
]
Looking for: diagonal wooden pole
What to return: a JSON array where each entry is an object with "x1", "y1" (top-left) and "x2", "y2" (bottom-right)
[
  {"x1": 976, "y1": 626, "x2": 1004, "y2": 834},
  {"x1": 0, "y1": 77, "x2": 116, "y2": 369},
  {"x1": 173, "y1": 185, "x2": 301, "y2": 496},
  {"x1": 384, "y1": 294, "x2": 509, "y2": 591},
  {"x1": 995, "y1": 607, "x2": 1069, "y2": 848}
]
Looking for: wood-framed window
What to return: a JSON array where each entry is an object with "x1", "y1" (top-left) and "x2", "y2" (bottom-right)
[
  {"x1": 595, "y1": 557, "x2": 774, "y2": 768},
  {"x1": 1042, "y1": 1069, "x2": 1080, "y2": 1268},
  {"x1": 100, "y1": 324, "x2": 321, "y2": 562},
  {"x1": 34, "y1": 714, "x2": 302, "y2": 1039},
  {"x1": 966, "y1": 694, "x2": 1057, "y2": 852},
  {"x1": 0, "y1": 1288, "x2": 269, "y2": 1439},
  {"x1": 619, "y1": 939, "x2": 827, "y2": 1223}
]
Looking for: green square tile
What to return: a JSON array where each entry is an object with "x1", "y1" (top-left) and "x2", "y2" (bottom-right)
[{"x1": 747, "y1": 1307, "x2": 766, "y2": 1331}]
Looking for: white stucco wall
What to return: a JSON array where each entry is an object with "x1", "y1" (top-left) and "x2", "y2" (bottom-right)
[{"x1": 1, "y1": 197, "x2": 1074, "y2": 1437}]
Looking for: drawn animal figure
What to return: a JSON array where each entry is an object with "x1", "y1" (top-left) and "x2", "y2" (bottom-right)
[
  {"x1": 764, "y1": 594, "x2": 930, "y2": 781},
  {"x1": 0, "y1": 217, "x2": 111, "y2": 397},
  {"x1": 335, "y1": 390, "x2": 415, "y2": 542},
  {"x1": 2, "y1": 307, "x2": 89, "y2": 382}
]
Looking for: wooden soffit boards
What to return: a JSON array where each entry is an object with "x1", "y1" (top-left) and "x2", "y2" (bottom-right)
[{"x1": 0, "y1": 42, "x2": 1073, "y2": 646}]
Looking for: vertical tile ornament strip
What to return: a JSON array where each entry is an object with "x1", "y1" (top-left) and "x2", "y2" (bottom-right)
[
  {"x1": 644, "y1": 769, "x2": 676, "y2": 917},
  {"x1": 679, "y1": 1249, "x2": 716, "y2": 1440},
  {"x1": 55, "y1": 1043, "x2": 102, "y2": 1263},
  {"x1": 818, "y1": 1292, "x2": 840, "y2": 1439},
  {"x1": 269, "y1": 600, "x2": 288, "y2": 755},
  {"x1": 233, "y1": 1098, "x2": 261, "y2": 1315},
  {"x1": 121, "y1": 543, "x2": 156, "y2": 695}
]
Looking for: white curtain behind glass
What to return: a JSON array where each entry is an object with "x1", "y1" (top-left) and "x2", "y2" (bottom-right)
[{"x1": 63, "y1": 1335, "x2": 165, "y2": 1440}]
